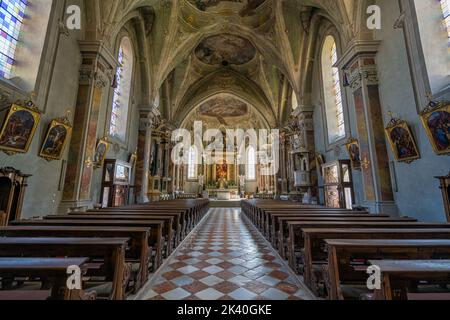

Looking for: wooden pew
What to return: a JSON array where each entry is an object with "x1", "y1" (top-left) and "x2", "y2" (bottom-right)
[
  {"x1": 0, "y1": 226, "x2": 152, "y2": 290},
  {"x1": 45, "y1": 214, "x2": 174, "y2": 258},
  {"x1": 301, "y1": 228, "x2": 450, "y2": 294},
  {"x1": 0, "y1": 237, "x2": 130, "y2": 300},
  {"x1": 0, "y1": 257, "x2": 95, "y2": 300},
  {"x1": 286, "y1": 221, "x2": 449, "y2": 271},
  {"x1": 326, "y1": 239, "x2": 450, "y2": 300},
  {"x1": 272, "y1": 214, "x2": 392, "y2": 256},
  {"x1": 266, "y1": 211, "x2": 374, "y2": 243},
  {"x1": 368, "y1": 260, "x2": 450, "y2": 300},
  {"x1": 91, "y1": 209, "x2": 186, "y2": 235},
  {"x1": 75, "y1": 211, "x2": 182, "y2": 251},
  {"x1": 260, "y1": 209, "x2": 370, "y2": 237},
  {"x1": 11, "y1": 219, "x2": 165, "y2": 271}
]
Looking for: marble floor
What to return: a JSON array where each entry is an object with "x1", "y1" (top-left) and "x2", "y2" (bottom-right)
[{"x1": 135, "y1": 208, "x2": 314, "y2": 300}]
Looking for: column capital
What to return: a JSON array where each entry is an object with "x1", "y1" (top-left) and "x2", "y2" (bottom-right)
[{"x1": 335, "y1": 40, "x2": 381, "y2": 70}]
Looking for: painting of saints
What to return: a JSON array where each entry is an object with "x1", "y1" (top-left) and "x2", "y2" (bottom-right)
[
  {"x1": 345, "y1": 139, "x2": 361, "y2": 170},
  {"x1": 94, "y1": 139, "x2": 109, "y2": 167},
  {"x1": 0, "y1": 109, "x2": 37, "y2": 152},
  {"x1": 427, "y1": 111, "x2": 450, "y2": 153},
  {"x1": 39, "y1": 121, "x2": 71, "y2": 160},
  {"x1": 386, "y1": 123, "x2": 420, "y2": 163}
]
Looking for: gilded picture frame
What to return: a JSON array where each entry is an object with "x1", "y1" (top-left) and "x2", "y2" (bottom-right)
[
  {"x1": 315, "y1": 153, "x2": 325, "y2": 176},
  {"x1": 345, "y1": 138, "x2": 362, "y2": 170},
  {"x1": 385, "y1": 118, "x2": 421, "y2": 163},
  {"x1": 129, "y1": 151, "x2": 137, "y2": 169},
  {"x1": 39, "y1": 118, "x2": 72, "y2": 161},
  {"x1": 420, "y1": 101, "x2": 449, "y2": 156},
  {"x1": 94, "y1": 138, "x2": 110, "y2": 168},
  {"x1": 0, "y1": 102, "x2": 41, "y2": 155}
]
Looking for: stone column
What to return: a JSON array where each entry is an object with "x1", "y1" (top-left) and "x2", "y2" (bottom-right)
[
  {"x1": 136, "y1": 110, "x2": 154, "y2": 203},
  {"x1": 60, "y1": 41, "x2": 116, "y2": 213},
  {"x1": 338, "y1": 41, "x2": 398, "y2": 215},
  {"x1": 298, "y1": 108, "x2": 317, "y2": 197}
]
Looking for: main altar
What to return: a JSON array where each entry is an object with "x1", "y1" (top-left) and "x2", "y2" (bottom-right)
[{"x1": 204, "y1": 152, "x2": 240, "y2": 199}]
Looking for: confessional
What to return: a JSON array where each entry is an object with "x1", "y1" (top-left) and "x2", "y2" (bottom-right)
[
  {"x1": 322, "y1": 160, "x2": 354, "y2": 209},
  {"x1": 100, "y1": 160, "x2": 132, "y2": 208},
  {"x1": 0, "y1": 167, "x2": 31, "y2": 226},
  {"x1": 436, "y1": 172, "x2": 450, "y2": 222}
]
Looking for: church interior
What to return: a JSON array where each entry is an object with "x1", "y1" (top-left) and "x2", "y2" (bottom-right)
[{"x1": 0, "y1": 0, "x2": 449, "y2": 302}]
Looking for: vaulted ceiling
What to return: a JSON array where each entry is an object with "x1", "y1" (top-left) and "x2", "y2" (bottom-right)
[{"x1": 83, "y1": 0, "x2": 369, "y2": 128}]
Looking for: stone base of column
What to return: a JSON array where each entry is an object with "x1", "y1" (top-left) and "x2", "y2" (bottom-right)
[
  {"x1": 58, "y1": 200, "x2": 94, "y2": 215},
  {"x1": 137, "y1": 194, "x2": 150, "y2": 204},
  {"x1": 363, "y1": 201, "x2": 399, "y2": 216}
]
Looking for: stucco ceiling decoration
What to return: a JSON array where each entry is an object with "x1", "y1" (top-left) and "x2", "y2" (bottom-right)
[
  {"x1": 199, "y1": 95, "x2": 249, "y2": 125},
  {"x1": 195, "y1": 34, "x2": 257, "y2": 65},
  {"x1": 190, "y1": 0, "x2": 266, "y2": 17},
  {"x1": 182, "y1": 93, "x2": 266, "y2": 130}
]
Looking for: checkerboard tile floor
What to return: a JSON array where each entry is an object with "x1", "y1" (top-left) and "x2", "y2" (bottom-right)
[{"x1": 139, "y1": 208, "x2": 313, "y2": 300}]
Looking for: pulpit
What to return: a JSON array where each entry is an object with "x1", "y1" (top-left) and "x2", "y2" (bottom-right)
[
  {"x1": 436, "y1": 173, "x2": 450, "y2": 222},
  {"x1": 0, "y1": 167, "x2": 31, "y2": 226}
]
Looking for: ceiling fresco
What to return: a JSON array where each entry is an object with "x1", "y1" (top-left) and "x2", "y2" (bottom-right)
[
  {"x1": 190, "y1": 0, "x2": 266, "y2": 16},
  {"x1": 199, "y1": 95, "x2": 249, "y2": 125},
  {"x1": 195, "y1": 34, "x2": 257, "y2": 65}
]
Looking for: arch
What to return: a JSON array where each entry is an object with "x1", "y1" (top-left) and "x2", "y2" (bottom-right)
[{"x1": 176, "y1": 70, "x2": 277, "y2": 128}]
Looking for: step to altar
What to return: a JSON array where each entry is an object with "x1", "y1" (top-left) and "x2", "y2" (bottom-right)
[{"x1": 209, "y1": 199, "x2": 242, "y2": 208}]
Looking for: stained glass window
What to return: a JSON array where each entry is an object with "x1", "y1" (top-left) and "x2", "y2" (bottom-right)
[
  {"x1": 0, "y1": 0, "x2": 28, "y2": 79},
  {"x1": 441, "y1": 0, "x2": 450, "y2": 43},
  {"x1": 246, "y1": 146, "x2": 256, "y2": 180},
  {"x1": 321, "y1": 36, "x2": 346, "y2": 143},
  {"x1": 110, "y1": 37, "x2": 133, "y2": 141},
  {"x1": 330, "y1": 41, "x2": 346, "y2": 139},
  {"x1": 188, "y1": 146, "x2": 197, "y2": 179}
]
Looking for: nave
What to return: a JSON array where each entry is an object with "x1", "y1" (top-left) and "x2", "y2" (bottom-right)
[{"x1": 134, "y1": 208, "x2": 313, "y2": 301}]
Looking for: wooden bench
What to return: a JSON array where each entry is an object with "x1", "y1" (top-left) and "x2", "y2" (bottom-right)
[
  {"x1": 301, "y1": 228, "x2": 450, "y2": 294},
  {"x1": 0, "y1": 257, "x2": 95, "y2": 300},
  {"x1": 368, "y1": 260, "x2": 450, "y2": 300},
  {"x1": 286, "y1": 221, "x2": 450, "y2": 271},
  {"x1": 275, "y1": 215, "x2": 409, "y2": 258},
  {"x1": 11, "y1": 219, "x2": 165, "y2": 271},
  {"x1": 0, "y1": 226, "x2": 152, "y2": 290},
  {"x1": 79, "y1": 211, "x2": 182, "y2": 250},
  {"x1": 326, "y1": 239, "x2": 450, "y2": 300},
  {"x1": 0, "y1": 237, "x2": 130, "y2": 300}
]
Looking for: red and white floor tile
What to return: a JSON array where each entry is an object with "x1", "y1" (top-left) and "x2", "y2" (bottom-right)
[{"x1": 135, "y1": 208, "x2": 314, "y2": 301}]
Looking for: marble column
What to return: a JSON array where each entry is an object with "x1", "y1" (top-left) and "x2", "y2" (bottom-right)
[
  {"x1": 136, "y1": 110, "x2": 154, "y2": 203},
  {"x1": 60, "y1": 41, "x2": 116, "y2": 212},
  {"x1": 337, "y1": 41, "x2": 398, "y2": 215}
]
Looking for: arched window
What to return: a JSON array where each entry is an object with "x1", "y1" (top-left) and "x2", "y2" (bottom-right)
[
  {"x1": 246, "y1": 146, "x2": 256, "y2": 180},
  {"x1": 440, "y1": 0, "x2": 449, "y2": 43},
  {"x1": 110, "y1": 37, "x2": 134, "y2": 141},
  {"x1": 187, "y1": 146, "x2": 198, "y2": 180},
  {"x1": 0, "y1": 0, "x2": 28, "y2": 79},
  {"x1": 321, "y1": 36, "x2": 346, "y2": 144}
]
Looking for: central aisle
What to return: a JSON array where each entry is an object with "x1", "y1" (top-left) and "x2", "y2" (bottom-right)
[{"x1": 137, "y1": 208, "x2": 314, "y2": 300}]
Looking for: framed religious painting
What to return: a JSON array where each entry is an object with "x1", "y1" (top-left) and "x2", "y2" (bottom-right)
[
  {"x1": 129, "y1": 151, "x2": 137, "y2": 169},
  {"x1": 345, "y1": 138, "x2": 362, "y2": 170},
  {"x1": 94, "y1": 138, "x2": 110, "y2": 168},
  {"x1": 315, "y1": 153, "x2": 325, "y2": 176},
  {"x1": 0, "y1": 101, "x2": 41, "y2": 155},
  {"x1": 420, "y1": 100, "x2": 450, "y2": 156},
  {"x1": 385, "y1": 118, "x2": 421, "y2": 163},
  {"x1": 39, "y1": 118, "x2": 72, "y2": 161}
]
